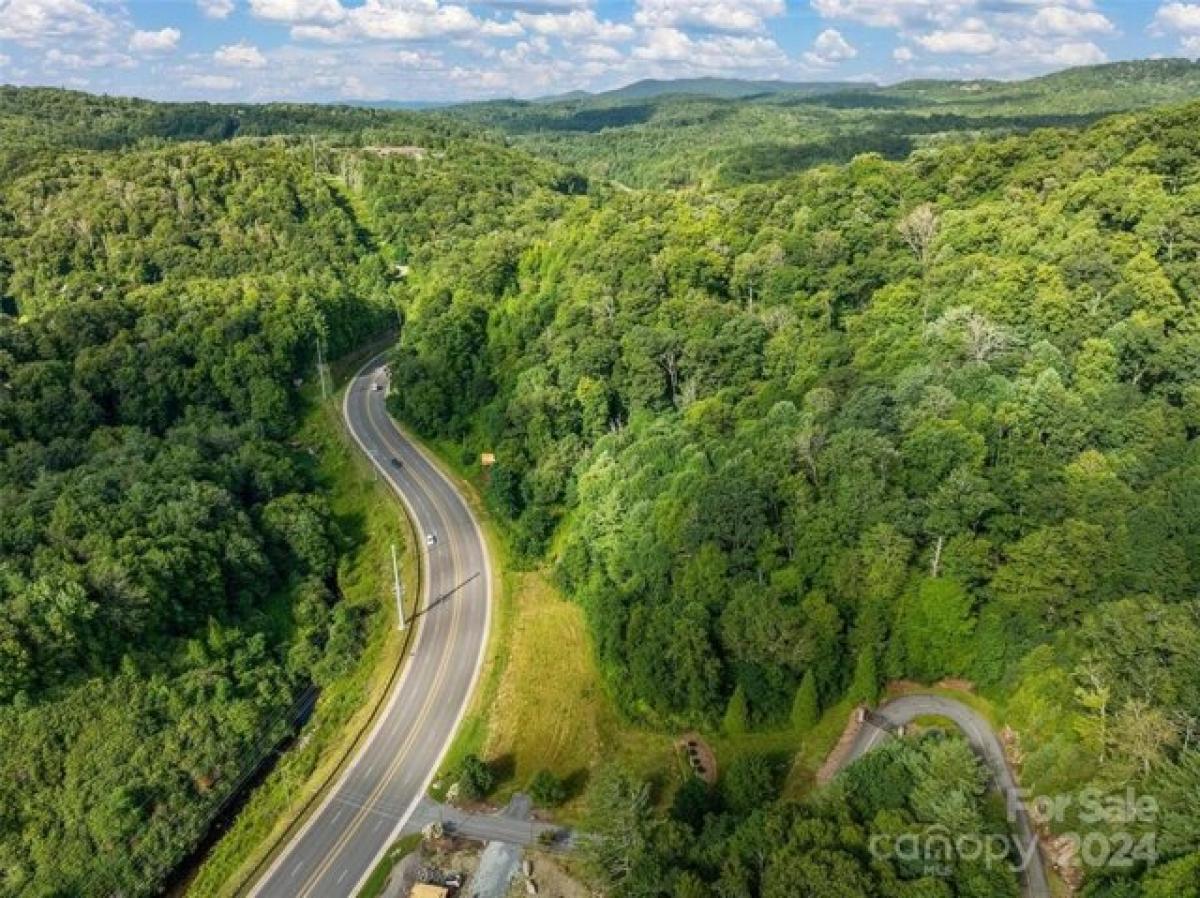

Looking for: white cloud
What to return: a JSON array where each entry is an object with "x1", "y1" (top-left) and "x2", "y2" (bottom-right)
[
  {"x1": 1184, "y1": 34, "x2": 1200, "y2": 54},
  {"x1": 291, "y1": 1, "x2": 482, "y2": 43},
  {"x1": 1036, "y1": 39, "x2": 1107, "y2": 66},
  {"x1": 1030, "y1": 6, "x2": 1113, "y2": 36},
  {"x1": 633, "y1": 0, "x2": 785, "y2": 34},
  {"x1": 915, "y1": 28, "x2": 998, "y2": 54},
  {"x1": 215, "y1": 41, "x2": 267, "y2": 67},
  {"x1": 198, "y1": 0, "x2": 236, "y2": 18},
  {"x1": 811, "y1": 0, "x2": 964, "y2": 29},
  {"x1": 339, "y1": 73, "x2": 387, "y2": 98},
  {"x1": 45, "y1": 47, "x2": 135, "y2": 69},
  {"x1": 184, "y1": 73, "x2": 240, "y2": 90},
  {"x1": 249, "y1": 0, "x2": 345, "y2": 24},
  {"x1": 515, "y1": 9, "x2": 633, "y2": 42},
  {"x1": 474, "y1": 0, "x2": 588, "y2": 8},
  {"x1": 633, "y1": 26, "x2": 787, "y2": 71},
  {"x1": 130, "y1": 27, "x2": 181, "y2": 54},
  {"x1": 816, "y1": 0, "x2": 1114, "y2": 75},
  {"x1": 1154, "y1": 2, "x2": 1200, "y2": 33},
  {"x1": 804, "y1": 28, "x2": 857, "y2": 67},
  {"x1": 0, "y1": 0, "x2": 119, "y2": 46},
  {"x1": 576, "y1": 41, "x2": 622, "y2": 62},
  {"x1": 479, "y1": 18, "x2": 523, "y2": 37}
]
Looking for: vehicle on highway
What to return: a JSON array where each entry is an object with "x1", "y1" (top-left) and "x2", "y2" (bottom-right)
[
  {"x1": 426, "y1": 532, "x2": 438, "y2": 547},
  {"x1": 391, "y1": 457, "x2": 403, "y2": 469},
  {"x1": 372, "y1": 382, "x2": 383, "y2": 392}
]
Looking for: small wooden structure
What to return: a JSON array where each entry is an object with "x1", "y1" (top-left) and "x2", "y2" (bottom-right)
[
  {"x1": 677, "y1": 732, "x2": 718, "y2": 785},
  {"x1": 368, "y1": 145, "x2": 428, "y2": 160},
  {"x1": 410, "y1": 884, "x2": 449, "y2": 898}
]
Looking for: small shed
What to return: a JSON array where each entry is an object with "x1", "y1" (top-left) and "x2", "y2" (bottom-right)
[{"x1": 410, "y1": 885, "x2": 450, "y2": 898}]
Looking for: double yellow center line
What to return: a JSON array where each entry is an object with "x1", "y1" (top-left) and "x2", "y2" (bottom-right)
[{"x1": 290, "y1": 383, "x2": 469, "y2": 896}]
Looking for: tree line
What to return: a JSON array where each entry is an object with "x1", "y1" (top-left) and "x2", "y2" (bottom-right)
[{"x1": 385, "y1": 101, "x2": 1200, "y2": 897}]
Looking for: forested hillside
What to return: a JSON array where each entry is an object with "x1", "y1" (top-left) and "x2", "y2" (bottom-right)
[
  {"x1": 0, "y1": 94, "x2": 569, "y2": 896},
  {"x1": 385, "y1": 100, "x2": 1200, "y2": 896},
  {"x1": 4, "y1": 77, "x2": 1200, "y2": 898},
  {"x1": 452, "y1": 59, "x2": 1200, "y2": 187}
]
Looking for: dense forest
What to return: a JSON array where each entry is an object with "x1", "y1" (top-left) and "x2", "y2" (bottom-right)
[
  {"x1": 2, "y1": 67, "x2": 1200, "y2": 897},
  {"x1": 386, "y1": 98, "x2": 1200, "y2": 896},
  {"x1": 452, "y1": 59, "x2": 1200, "y2": 187},
  {"x1": 0, "y1": 97, "x2": 532, "y2": 895}
]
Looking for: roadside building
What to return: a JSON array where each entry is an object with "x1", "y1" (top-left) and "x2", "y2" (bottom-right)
[{"x1": 410, "y1": 884, "x2": 450, "y2": 898}]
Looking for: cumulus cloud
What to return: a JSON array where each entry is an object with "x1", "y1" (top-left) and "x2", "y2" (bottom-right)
[
  {"x1": 633, "y1": 26, "x2": 787, "y2": 71},
  {"x1": 577, "y1": 41, "x2": 622, "y2": 62},
  {"x1": 804, "y1": 28, "x2": 857, "y2": 67},
  {"x1": 215, "y1": 41, "x2": 268, "y2": 67},
  {"x1": 291, "y1": 1, "x2": 481, "y2": 43},
  {"x1": 249, "y1": 0, "x2": 345, "y2": 24},
  {"x1": 45, "y1": 47, "x2": 135, "y2": 69},
  {"x1": 184, "y1": 73, "x2": 240, "y2": 90},
  {"x1": 0, "y1": 0, "x2": 120, "y2": 46},
  {"x1": 633, "y1": 0, "x2": 785, "y2": 35},
  {"x1": 1036, "y1": 40, "x2": 1107, "y2": 66},
  {"x1": 198, "y1": 0, "x2": 236, "y2": 18},
  {"x1": 816, "y1": 0, "x2": 1113, "y2": 75},
  {"x1": 1153, "y1": 2, "x2": 1200, "y2": 33},
  {"x1": 479, "y1": 18, "x2": 524, "y2": 37},
  {"x1": 515, "y1": 9, "x2": 633, "y2": 42},
  {"x1": 130, "y1": 27, "x2": 181, "y2": 54},
  {"x1": 1030, "y1": 6, "x2": 1114, "y2": 35},
  {"x1": 811, "y1": 0, "x2": 962, "y2": 29},
  {"x1": 475, "y1": 0, "x2": 588, "y2": 8},
  {"x1": 915, "y1": 28, "x2": 998, "y2": 54}
]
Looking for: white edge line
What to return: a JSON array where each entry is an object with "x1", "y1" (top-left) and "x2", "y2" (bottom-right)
[
  {"x1": 347, "y1": 358, "x2": 495, "y2": 898},
  {"x1": 250, "y1": 354, "x2": 439, "y2": 895}
]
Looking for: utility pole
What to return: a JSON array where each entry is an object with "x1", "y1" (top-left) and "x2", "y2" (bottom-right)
[
  {"x1": 392, "y1": 543, "x2": 406, "y2": 630},
  {"x1": 315, "y1": 336, "x2": 329, "y2": 401}
]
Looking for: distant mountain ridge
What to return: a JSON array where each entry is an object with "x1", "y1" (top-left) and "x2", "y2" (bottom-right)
[
  {"x1": 562, "y1": 77, "x2": 872, "y2": 102},
  {"x1": 444, "y1": 57, "x2": 1200, "y2": 189},
  {"x1": 524, "y1": 58, "x2": 1200, "y2": 106}
]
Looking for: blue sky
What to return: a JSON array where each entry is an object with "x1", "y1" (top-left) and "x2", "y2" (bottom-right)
[{"x1": 0, "y1": 1, "x2": 1197, "y2": 103}]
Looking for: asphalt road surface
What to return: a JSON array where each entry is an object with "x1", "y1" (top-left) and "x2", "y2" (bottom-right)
[
  {"x1": 404, "y1": 796, "x2": 572, "y2": 850},
  {"x1": 251, "y1": 356, "x2": 493, "y2": 898},
  {"x1": 839, "y1": 695, "x2": 1051, "y2": 898}
]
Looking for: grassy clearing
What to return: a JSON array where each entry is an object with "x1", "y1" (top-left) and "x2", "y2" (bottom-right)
[
  {"x1": 391, "y1": 431, "x2": 677, "y2": 813},
  {"x1": 188, "y1": 380, "x2": 419, "y2": 897},
  {"x1": 482, "y1": 570, "x2": 673, "y2": 817},
  {"x1": 387, "y1": 432, "x2": 871, "y2": 819},
  {"x1": 358, "y1": 833, "x2": 423, "y2": 898}
]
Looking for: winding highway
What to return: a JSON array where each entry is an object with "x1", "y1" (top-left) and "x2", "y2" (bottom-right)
[
  {"x1": 838, "y1": 695, "x2": 1051, "y2": 898},
  {"x1": 247, "y1": 358, "x2": 1046, "y2": 898},
  {"x1": 251, "y1": 355, "x2": 492, "y2": 898}
]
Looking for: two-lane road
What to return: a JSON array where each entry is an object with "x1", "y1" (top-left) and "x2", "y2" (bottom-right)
[
  {"x1": 840, "y1": 695, "x2": 1051, "y2": 898},
  {"x1": 252, "y1": 356, "x2": 492, "y2": 898}
]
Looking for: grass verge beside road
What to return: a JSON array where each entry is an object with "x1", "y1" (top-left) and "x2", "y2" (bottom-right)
[
  {"x1": 403, "y1": 434, "x2": 846, "y2": 821},
  {"x1": 395, "y1": 432, "x2": 674, "y2": 818},
  {"x1": 358, "y1": 834, "x2": 423, "y2": 898}
]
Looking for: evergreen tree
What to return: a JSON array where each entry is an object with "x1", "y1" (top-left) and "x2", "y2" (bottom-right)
[{"x1": 791, "y1": 672, "x2": 820, "y2": 732}]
